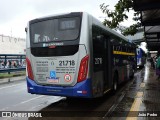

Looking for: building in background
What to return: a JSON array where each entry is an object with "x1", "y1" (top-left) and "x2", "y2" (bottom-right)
[{"x1": 0, "y1": 34, "x2": 26, "y2": 54}]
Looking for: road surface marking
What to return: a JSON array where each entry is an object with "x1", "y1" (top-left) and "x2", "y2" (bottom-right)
[
  {"x1": 0, "y1": 83, "x2": 23, "y2": 90},
  {"x1": 20, "y1": 95, "x2": 44, "y2": 104},
  {"x1": 29, "y1": 96, "x2": 64, "y2": 110},
  {"x1": 140, "y1": 83, "x2": 145, "y2": 88},
  {"x1": 1, "y1": 95, "x2": 45, "y2": 111},
  {"x1": 126, "y1": 92, "x2": 143, "y2": 120},
  {"x1": 136, "y1": 92, "x2": 143, "y2": 98}
]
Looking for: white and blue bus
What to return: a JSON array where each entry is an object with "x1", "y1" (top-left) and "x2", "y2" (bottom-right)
[
  {"x1": 26, "y1": 12, "x2": 136, "y2": 98},
  {"x1": 137, "y1": 48, "x2": 146, "y2": 68}
]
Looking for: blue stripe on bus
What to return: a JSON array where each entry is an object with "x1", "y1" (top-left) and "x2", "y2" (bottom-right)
[{"x1": 26, "y1": 77, "x2": 92, "y2": 98}]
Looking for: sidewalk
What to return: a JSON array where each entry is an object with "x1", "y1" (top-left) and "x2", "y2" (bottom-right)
[
  {"x1": 0, "y1": 75, "x2": 26, "y2": 84},
  {"x1": 107, "y1": 62, "x2": 160, "y2": 119}
]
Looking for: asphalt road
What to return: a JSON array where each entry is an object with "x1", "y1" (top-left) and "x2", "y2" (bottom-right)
[{"x1": 0, "y1": 80, "x2": 64, "y2": 112}]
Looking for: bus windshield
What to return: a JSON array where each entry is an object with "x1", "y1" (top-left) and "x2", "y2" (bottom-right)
[{"x1": 30, "y1": 17, "x2": 81, "y2": 43}]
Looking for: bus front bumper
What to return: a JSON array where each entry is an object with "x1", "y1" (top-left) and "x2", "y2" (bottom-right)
[{"x1": 26, "y1": 77, "x2": 92, "y2": 98}]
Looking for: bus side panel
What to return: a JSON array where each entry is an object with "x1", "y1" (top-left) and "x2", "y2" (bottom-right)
[
  {"x1": 112, "y1": 43, "x2": 136, "y2": 84},
  {"x1": 112, "y1": 50, "x2": 126, "y2": 83}
]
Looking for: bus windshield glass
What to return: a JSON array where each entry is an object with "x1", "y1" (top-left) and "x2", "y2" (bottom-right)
[{"x1": 30, "y1": 17, "x2": 81, "y2": 43}]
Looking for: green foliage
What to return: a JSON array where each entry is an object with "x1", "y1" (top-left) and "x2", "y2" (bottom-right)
[{"x1": 100, "y1": 0, "x2": 141, "y2": 36}]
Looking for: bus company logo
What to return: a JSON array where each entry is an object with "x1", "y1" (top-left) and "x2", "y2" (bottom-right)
[
  {"x1": 43, "y1": 42, "x2": 64, "y2": 47},
  {"x1": 64, "y1": 74, "x2": 71, "y2": 82},
  {"x1": 49, "y1": 42, "x2": 63, "y2": 46}
]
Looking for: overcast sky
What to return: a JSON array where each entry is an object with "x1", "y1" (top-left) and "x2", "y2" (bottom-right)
[{"x1": 0, "y1": 0, "x2": 135, "y2": 38}]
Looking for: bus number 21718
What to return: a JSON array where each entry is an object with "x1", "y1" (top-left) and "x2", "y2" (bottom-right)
[{"x1": 59, "y1": 60, "x2": 75, "y2": 66}]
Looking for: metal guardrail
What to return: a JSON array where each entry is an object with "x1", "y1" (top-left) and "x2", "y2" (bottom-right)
[{"x1": 0, "y1": 54, "x2": 26, "y2": 73}]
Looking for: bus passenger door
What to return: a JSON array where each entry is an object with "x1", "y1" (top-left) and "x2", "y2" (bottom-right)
[
  {"x1": 103, "y1": 37, "x2": 112, "y2": 92},
  {"x1": 93, "y1": 35, "x2": 110, "y2": 96}
]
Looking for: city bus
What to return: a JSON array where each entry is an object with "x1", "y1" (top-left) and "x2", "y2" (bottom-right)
[
  {"x1": 137, "y1": 48, "x2": 146, "y2": 68},
  {"x1": 26, "y1": 12, "x2": 136, "y2": 98}
]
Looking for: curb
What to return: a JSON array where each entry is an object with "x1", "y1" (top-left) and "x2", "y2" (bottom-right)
[{"x1": 0, "y1": 76, "x2": 26, "y2": 84}]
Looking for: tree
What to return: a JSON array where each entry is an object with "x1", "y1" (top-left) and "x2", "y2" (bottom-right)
[{"x1": 100, "y1": 0, "x2": 141, "y2": 36}]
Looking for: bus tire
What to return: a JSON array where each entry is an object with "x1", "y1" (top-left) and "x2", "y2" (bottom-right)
[{"x1": 112, "y1": 72, "x2": 118, "y2": 93}]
